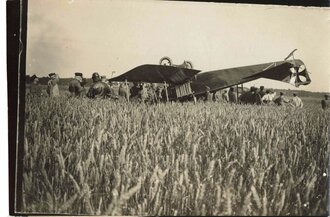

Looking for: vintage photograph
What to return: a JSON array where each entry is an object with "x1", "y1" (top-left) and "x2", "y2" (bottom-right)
[{"x1": 15, "y1": 0, "x2": 329, "y2": 215}]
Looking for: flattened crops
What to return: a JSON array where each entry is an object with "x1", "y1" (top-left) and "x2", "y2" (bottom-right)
[{"x1": 22, "y1": 95, "x2": 329, "y2": 215}]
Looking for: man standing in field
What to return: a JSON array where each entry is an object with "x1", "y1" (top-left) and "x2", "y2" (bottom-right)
[
  {"x1": 290, "y1": 93, "x2": 303, "y2": 108},
  {"x1": 228, "y1": 87, "x2": 237, "y2": 103},
  {"x1": 138, "y1": 83, "x2": 148, "y2": 103},
  {"x1": 222, "y1": 90, "x2": 229, "y2": 102},
  {"x1": 148, "y1": 83, "x2": 158, "y2": 104},
  {"x1": 119, "y1": 82, "x2": 130, "y2": 102},
  {"x1": 155, "y1": 85, "x2": 163, "y2": 103},
  {"x1": 130, "y1": 82, "x2": 141, "y2": 99},
  {"x1": 68, "y1": 72, "x2": 85, "y2": 97},
  {"x1": 87, "y1": 72, "x2": 112, "y2": 99},
  {"x1": 204, "y1": 86, "x2": 212, "y2": 101},
  {"x1": 258, "y1": 86, "x2": 266, "y2": 98},
  {"x1": 109, "y1": 82, "x2": 120, "y2": 99},
  {"x1": 321, "y1": 94, "x2": 330, "y2": 110},
  {"x1": 46, "y1": 73, "x2": 60, "y2": 97},
  {"x1": 29, "y1": 75, "x2": 42, "y2": 96},
  {"x1": 252, "y1": 87, "x2": 262, "y2": 105}
]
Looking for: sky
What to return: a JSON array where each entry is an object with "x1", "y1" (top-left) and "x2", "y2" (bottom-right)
[{"x1": 26, "y1": 0, "x2": 330, "y2": 92}]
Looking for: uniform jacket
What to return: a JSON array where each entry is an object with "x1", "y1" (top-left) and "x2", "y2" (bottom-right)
[
  {"x1": 69, "y1": 78, "x2": 85, "y2": 97},
  {"x1": 87, "y1": 81, "x2": 111, "y2": 99},
  {"x1": 321, "y1": 99, "x2": 330, "y2": 110},
  {"x1": 47, "y1": 78, "x2": 60, "y2": 97},
  {"x1": 228, "y1": 91, "x2": 237, "y2": 103}
]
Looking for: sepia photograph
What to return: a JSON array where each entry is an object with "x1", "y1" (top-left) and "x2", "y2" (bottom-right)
[{"x1": 11, "y1": 0, "x2": 329, "y2": 215}]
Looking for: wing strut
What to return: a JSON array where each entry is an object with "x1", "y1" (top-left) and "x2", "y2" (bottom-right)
[
  {"x1": 164, "y1": 81, "x2": 169, "y2": 102},
  {"x1": 125, "y1": 79, "x2": 130, "y2": 103},
  {"x1": 284, "y1": 49, "x2": 297, "y2": 61}
]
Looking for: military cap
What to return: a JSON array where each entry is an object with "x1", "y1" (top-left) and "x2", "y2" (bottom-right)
[
  {"x1": 48, "y1": 73, "x2": 56, "y2": 77},
  {"x1": 75, "y1": 72, "x2": 83, "y2": 77},
  {"x1": 280, "y1": 92, "x2": 284, "y2": 95},
  {"x1": 92, "y1": 72, "x2": 100, "y2": 78}
]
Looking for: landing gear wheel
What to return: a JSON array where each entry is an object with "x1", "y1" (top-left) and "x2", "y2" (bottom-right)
[
  {"x1": 159, "y1": 56, "x2": 172, "y2": 66},
  {"x1": 185, "y1": 61, "x2": 193, "y2": 69}
]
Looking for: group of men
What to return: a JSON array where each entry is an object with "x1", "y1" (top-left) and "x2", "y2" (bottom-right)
[
  {"x1": 29, "y1": 73, "x2": 330, "y2": 110},
  {"x1": 206, "y1": 85, "x2": 304, "y2": 108},
  {"x1": 67, "y1": 72, "x2": 168, "y2": 103},
  {"x1": 68, "y1": 72, "x2": 124, "y2": 100}
]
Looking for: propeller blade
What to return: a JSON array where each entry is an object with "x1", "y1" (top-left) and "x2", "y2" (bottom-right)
[{"x1": 298, "y1": 65, "x2": 306, "y2": 73}]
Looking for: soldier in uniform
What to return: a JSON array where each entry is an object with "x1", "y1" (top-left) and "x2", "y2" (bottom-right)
[
  {"x1": 87, "y1": 72, "x2": 112, "y2": 99},
  {"x1": 68, "y1": 72, "x2": 85, "y2": 97},
  {"x1": 204, "y1": 86, "x2": 212, "y2": 101},
  {"x1": 119, "y1": 82, "x2": 130, "y2": 102},
  {"x1": 321, "y1": 94, "x2": 330, "y2": 110},
  {"x1": 29, "y1": 75, "x2": 41, "y2": 96},
  {"x1": 110, "y1": 81, "x2": 120, "y2": 99},
  {"x1": 148, "y1": 83, "x2": 158, "y2": 104},
  {"x1": 222, "y1": 90, "x2": 229, "y2": 102},
  {"x1": 238, "y1": 87, "x2": 253, "y2": 104},
  {"x1": 252, "y1": 87, "x2": 262, "y2": 105},
  {"x1": 138, "y1": 83, "x2": 148, "y2": 103},
  {"x1": 130, "y1": 82, "x2": 141, "y2": 100},
  {"x1": 258, "y1": 86, "x2": 266, "y2": 98},
  {"x1": 155, "y1": 85, "x2": 163, "y2": 103},
  {"x1": 228, "y1": 87, "x2": 237, "y2": 103},
  {"x1": 46, "y1": 73, "x2": 60, "y2": 97},
  {"x1": 273, "y1": 92, "x2": 289, "y2": 106}
]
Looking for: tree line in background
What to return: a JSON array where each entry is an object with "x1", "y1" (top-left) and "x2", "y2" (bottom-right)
[{"x1": 26, "y1": 74, "x2": 93, "y2": 86}]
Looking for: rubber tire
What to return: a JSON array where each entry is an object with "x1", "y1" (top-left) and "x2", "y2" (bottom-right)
[{"x1": 159, "y1": 56, "x2": 172, "y2": 66}]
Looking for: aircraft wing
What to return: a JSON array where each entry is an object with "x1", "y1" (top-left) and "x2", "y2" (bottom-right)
[
  {"x1": 109, "y1": 64, "x2": 201, "y2": 85},
  {"x1": 190, "y1": 59, "x2": 311, "y2": 95}
]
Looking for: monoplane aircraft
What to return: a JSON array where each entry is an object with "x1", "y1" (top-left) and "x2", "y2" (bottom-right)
[{"x1": 109, "y1": 49, "x2": 311, "y2": 101}]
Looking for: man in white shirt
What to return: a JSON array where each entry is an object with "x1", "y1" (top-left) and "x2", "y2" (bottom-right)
[
  {"x1": 261, "y1": 89, "x2": 276, "y2": 104},
  {"x1": 47, "y1": 73, "x2": 60, "y2": 97},
  {"x1": 290, "y1": 93, "x2": 303, "y2": 108},
  {"x1": 222, "y1": 90, "x2": 229, "y2": 102}
]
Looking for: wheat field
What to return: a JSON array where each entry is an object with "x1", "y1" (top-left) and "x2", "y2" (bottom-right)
[{"x1": 22, "y1": 94, "x2": 329, "y2": 215}]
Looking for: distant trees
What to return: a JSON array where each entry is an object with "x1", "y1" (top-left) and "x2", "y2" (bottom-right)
[{"x1": 25, "y1": 75, "x2": 92, "y2": 86}]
